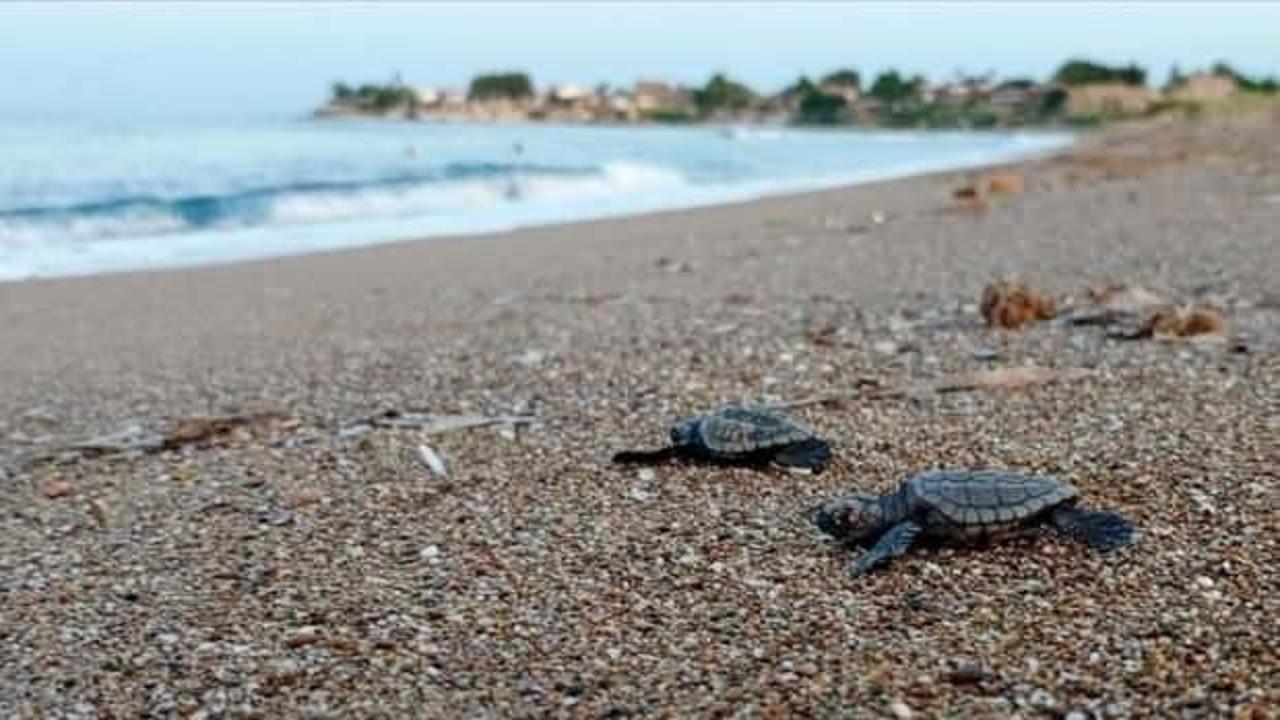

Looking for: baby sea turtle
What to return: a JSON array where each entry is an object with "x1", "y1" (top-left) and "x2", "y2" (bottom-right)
[
  {"x1": 810, "y1": 469, "x2": 1134, "y2": 576},
  {"x1": 612, "y1": 404, "x2": 831, "y2": 473}
]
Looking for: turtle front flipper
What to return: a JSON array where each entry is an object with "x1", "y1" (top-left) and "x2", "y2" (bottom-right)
[
  {"x1": 1048, "y1": 506, "x2": 1134, "y2": 552},
  {"x1": 848, "y1": 520, "x2": 921, "y2": 577},
  {"x1": 771, "y1": 438, "x2": 831, "y2": 473},
  {"x1": 611, "y1": 446, "x2": 682, "y2": 465}
]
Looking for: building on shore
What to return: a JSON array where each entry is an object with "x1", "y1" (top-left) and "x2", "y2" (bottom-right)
[
  {"x1": 819, "y1": 82, "x2": 860, "y2": 104},
  {"x1": 988, "y1": 80, "x2": 1050, "y2": 118},
  {"x1": 1065, "y1": 83, "x2": 1157, "y2": 116},
  {"x1": 632, "y1": 80, "x2": 696, "y2": 116},
  {"x1": 1168, "y1": 73, "x2": 1237, "y2": 103}
]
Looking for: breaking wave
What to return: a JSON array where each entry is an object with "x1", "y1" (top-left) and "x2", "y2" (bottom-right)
[{"x1": 0, "y1": 161, "x2": 688, "y2": 246}]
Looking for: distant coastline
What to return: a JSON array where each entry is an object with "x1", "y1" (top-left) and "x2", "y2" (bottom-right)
[{"x1": 315, "y1": 59, "x2": 1277, "y2": 130}]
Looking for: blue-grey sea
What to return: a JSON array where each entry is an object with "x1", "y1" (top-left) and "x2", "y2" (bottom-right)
[{"x1": 0, "y1": 120, "x2": 1071, "y2": 280}]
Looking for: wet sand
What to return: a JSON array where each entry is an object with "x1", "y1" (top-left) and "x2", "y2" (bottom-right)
[{"x1": 1, "y1": 111, "x2": 1277, "y2": 717}]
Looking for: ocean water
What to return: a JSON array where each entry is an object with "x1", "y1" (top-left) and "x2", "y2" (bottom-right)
[{"x1": 0, "y1": 120, "x2": 1071, "y2": 281}]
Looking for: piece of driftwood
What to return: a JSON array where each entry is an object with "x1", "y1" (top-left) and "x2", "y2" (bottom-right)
[
  {"x1": 70, "y1": 424, "x2": 165, "y2": 456},
  {"x1": 338, "y1": 409, "x2": 538, "y2": 438},
  {"x1": 60, "y1": 411, "x2": 295, "y2": 460}
]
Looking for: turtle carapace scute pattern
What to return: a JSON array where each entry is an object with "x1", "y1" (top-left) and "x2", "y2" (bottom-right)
[
  {"x1": 810, "y1": 470, "x2": 1134, "y2": 576},
  {"x1": 612, "y1": 404, "x2": 830, "y2": 473}
]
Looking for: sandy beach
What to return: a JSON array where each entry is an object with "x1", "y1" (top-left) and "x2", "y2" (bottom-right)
[{"x1": 1, "y1": 110, "x2": 1277, "y2": 717}]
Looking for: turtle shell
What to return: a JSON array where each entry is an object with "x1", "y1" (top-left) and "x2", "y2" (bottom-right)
[
  {"x1": 907, "y1": 470, "x2": 1078, "y2": 537},
  {"x1": 692, "y1": 405, "x2": 813, "y2": 455}
]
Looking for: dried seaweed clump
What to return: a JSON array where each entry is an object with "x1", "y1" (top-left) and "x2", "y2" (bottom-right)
[
  {"x1": 1143, "y1": 306, "x2": 1226, "y2": 338},
  {"x1": 980, "y1": 279, "x2": 1058, "y2": 329}
]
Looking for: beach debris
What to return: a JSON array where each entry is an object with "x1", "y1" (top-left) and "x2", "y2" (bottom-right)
[
  {"x1": 1088, "y1": 283, "x2": 1168, "y2": 314},
  {"x1": 416, "y1": 442, "x2": 449, "y2": 478},
  {"x1": 613, "y1": 404, "x2": 830, "y2": 473},
  {"x1": 56, "y1": 411, "x2": 294, "y2": 462},
  {"x1": 1067, "y1": 283, "x2": 1170, "y2": 334},
  {"x1": 162, "y1": 411, "x2": 295, "y2": 450},
  {"x1": 811, "y1": 469, "x2": 1134, "y2": 577},
  {"x1": 21, "y1": 408, "x2": 531, "y2": 470},
  {"x1": 980, "y1": 279, "x2": 1057, "y2": 329},
  {"x1": 339, "y1": 409, "x2": 537, "y2": 437},
  {"x1": 1143, "y1": 306, "x2": 1226, "y2": 340},
  {"x1": 985, "y1": 170, "x2": 1025, "y2": 195},
  {"x1": 952, "y1": 171, "x2": 1025, "y2": 201},
  {"x1": 70, "y1": 424, "x2": 164, "y2": 456},
  {"x1": 1069, "y1": 284, "x2": 1227, "y2": 342}
]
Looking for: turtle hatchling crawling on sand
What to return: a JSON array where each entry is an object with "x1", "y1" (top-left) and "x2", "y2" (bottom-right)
[
  {"x1": 811, "y1": 470, "x2": 1134, "y2": 576},
  {"x1": 613, "y1": 404, "x2": 831, "y2": 473}
]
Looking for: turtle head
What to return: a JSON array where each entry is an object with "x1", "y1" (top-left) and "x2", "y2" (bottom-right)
[
  {"x1": 670, "y1": 418, "x2": 700, "y2": 447},
  {"x1": 809, "y1": 493, "x2": 884, "y2": 543}
]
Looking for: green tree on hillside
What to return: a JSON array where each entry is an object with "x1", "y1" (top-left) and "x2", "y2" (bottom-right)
[
  {"x1": 1052, "y1": 59, "x2": 1146, "y2": 86},
  {"x1": 995, "y1": 78, "x2": 1036, "y2": 91},
  {"x1": 1040, "y1": 87, "x2": 1068, "y2": 115},
  {"x1": 868, "y1": 70, "x2": 923, "y2": 103},
  {"x1": 780, "y1": 76, "x2": 818, "y2": 100},
  {"x1": 820, "y1": 69, "x2": 862, "y2": 91},
  {"x1": 693, "y1": 73, "x2": 757, "y2": 115},
  {"x1": 338, "y1": 83, "x2": 415, "y2": 111},
  {"x1": 331, "y1": 82, "x2": 356, "y2": 103},
  {"x1": 1211, "y1": 62, "x2": 1279, "y2": 93},
  {"x1": 795, "y1": 89, "x2": 848, "y2": 125},
  {"x1": 1164, "y1": 65, "x2": 1188, "y2": 91},
  {"x1": 468, "y1": 72, "x2": 535, "y2": 101}
]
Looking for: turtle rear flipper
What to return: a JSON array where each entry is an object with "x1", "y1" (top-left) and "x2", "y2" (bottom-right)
[
  {"x1": 771, "y1": 438, "x2": 831, "y2": 473},
  {"x1": 1049, "y1": 506, "x2": 1134, "y2": 552},
  {"x1": 612, "y1": 447, "x2": 682, "y2": 465}
]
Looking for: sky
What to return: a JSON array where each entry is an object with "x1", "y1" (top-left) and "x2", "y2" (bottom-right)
[{"x1": 2, "y1": 1, "x2": 1277, "y2": 123}]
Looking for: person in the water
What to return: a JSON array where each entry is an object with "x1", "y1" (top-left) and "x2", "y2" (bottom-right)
[{"x1": 505, "y1": 141, "x2": 525, "y2": 200}]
